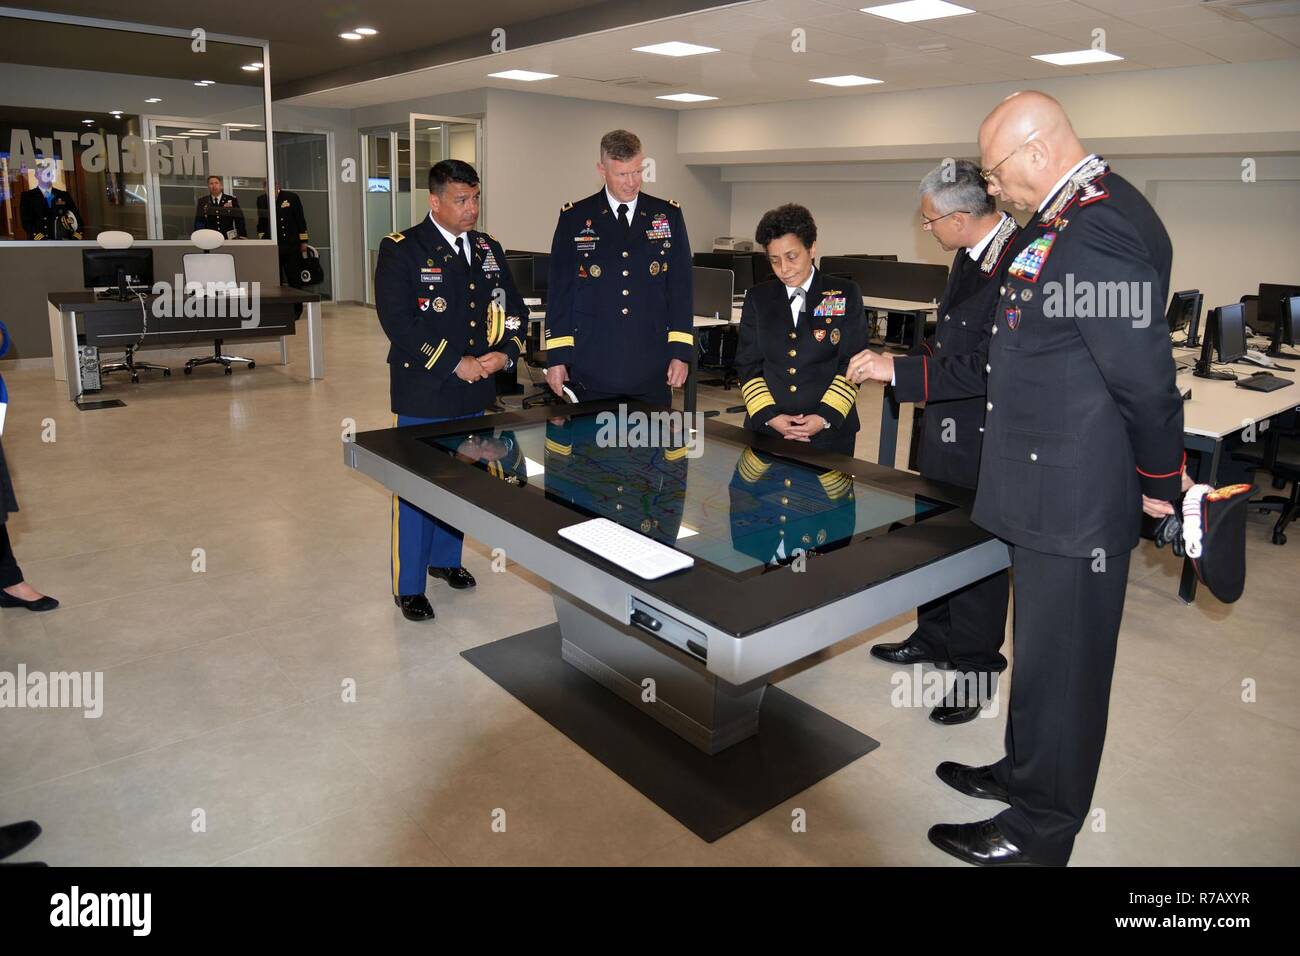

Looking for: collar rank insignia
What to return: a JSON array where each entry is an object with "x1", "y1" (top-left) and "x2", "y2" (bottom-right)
[
  {"x1": 1039, "y1": 156, "x2": 1110, "y2": 224},
  {"x1": 980, "y1": 215, "x2": 1020, "y2": 275}
]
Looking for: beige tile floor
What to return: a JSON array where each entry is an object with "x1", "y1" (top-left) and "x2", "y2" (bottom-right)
[{"x1": 0, "y1": 303, "x2": 1296, "y2": 866}]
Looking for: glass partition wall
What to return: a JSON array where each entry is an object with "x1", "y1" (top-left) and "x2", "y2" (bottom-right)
[{"x1": 0, "y1": 12, "x2": 275, "y2": 244}]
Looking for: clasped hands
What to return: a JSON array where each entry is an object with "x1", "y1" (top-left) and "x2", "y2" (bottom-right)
[
  {"x1": 770, "y1": 413, "x2": 828, "y2": 442},
  {"x1": 455, "y1": 352, "x2": 508, "y2": 381}
]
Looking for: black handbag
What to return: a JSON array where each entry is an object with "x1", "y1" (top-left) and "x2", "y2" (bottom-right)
[{"x1": 297, "y1": 246, "x2": 325, "y2": 286}]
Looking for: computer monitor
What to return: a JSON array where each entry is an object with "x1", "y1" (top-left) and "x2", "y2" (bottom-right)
[
  {"x1": 507, "y1": 256, "x2": 533, "y2": 297},
  {"x1": 731, "y1": 254, "x2": 754, "y2": 296},
  {"x1": 1198, "y1": 302, "x2": 1247, "y2": 370},
  {"x1": 82, "y1": 248, "x2": 154, "y2": 300},
  {"x1": 692, "y1": 266, "x2": 733, "y2": 321},
  {"x1": 751, "y1": 252, "x2": 775, "y2": 285},
  {"x1": 1268, "y1": 295, "x2": 1300, "y2": 359},
  {"x1": 532, "y1": 253, "x2": 550, "y2": 295},
  {"x1": 1165, "y1": 290, "x2": 1201, "y2": 339},
  {"x1": 1257, "y1": 283, "x2": 1300, "y2": 339}
]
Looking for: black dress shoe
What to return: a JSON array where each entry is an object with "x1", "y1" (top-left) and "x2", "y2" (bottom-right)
[
  {"x1": 0, "y1": 821, "x2": 41, "y2": 860},
  {"x1": 870, "y1": 635, "x2": 953, "y2": 669},
  {"x1": 0, "y1": 592, "x2": 59, "y2": 612},
  {"x1": 928, "y1": 819, "x2": 1039, "y2": 866},
  {"x1": 394, "y1": 594, "x2": 435, "y2": 621},
  {"x1": 428, "y1": 566, "x2": 476, "y2": 590},
  {"x1": 930, "y1": 701, "x2": 982, "y2": 725},
  {"x1": 935, "y1": 761, "x2": 1009, "y2": 804}
]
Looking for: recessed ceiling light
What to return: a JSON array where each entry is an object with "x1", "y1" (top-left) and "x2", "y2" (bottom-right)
[
  {"x1": 194, "y1": 80, "x2": 215, "y2": 86},
  {"x1": 810, "y1": 74, "x2": 884, "y2": 86},
  {"x1": 1032, "y1": 49, "x2": 1124, "y2": 65},
  {"x1": 354, "y1": 27, "x2": 377, "y2": 36},
  {"x1": 82, "y1": 119, "x2": 94, "y2": 125},
  {"x1": 109, "y1": 110, "x2": 123, "y2": 116},
  {"x1": 145, "y1": 97, "x2": 162, "y2": 103},
  {"x1": 241, "y1": 64, "x2": 260, "y2": 71},
  {"x1": 488, "y1": 69, "x2": 558, "y2": 81},
  {"x1": 861, "y1": 0, "x2": 975, "y2": 23},
  {"x1": 656, "y1": 92, "x2": 717, "y2": 102},
  {"x1": 339, "y1": 32, "x2": 363, "y2": 40},
  {"x1": 634, "y1": 41, "x2": 719, "y2": 57}
]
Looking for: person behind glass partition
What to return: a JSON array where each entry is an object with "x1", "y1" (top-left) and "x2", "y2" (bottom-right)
[{"x1": 19, "y1": 159, "x2": 85, "y2": 240}]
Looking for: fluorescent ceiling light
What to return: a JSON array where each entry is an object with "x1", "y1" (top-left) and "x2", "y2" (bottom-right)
[
  {"x1": 656, "y1": 92, "x2": 717, "y2": 102},
  {"x1": 241, "y1": 64, "x2": 260, "y2": 71},
  {"x1": 861, "y1": 1, "x2": 974, "y2": 23},
  {"x1": 634, "y1": 41, "x2": 719, "y2": 57},
  {"x1": 145, "y1": 97, "x2": 162, "y2": 103},
  {"x1": 354, "y1": 27, "x2": 377, "y2": 36},
  {"x1": 1032, "y1": 49, "x2": 1124, "y2": 65},
  {"x1": 810, "y1": 74, "x2": 883, "y2": 86},
  {"x1": 488, "y1": 69, "x2": 557, "y2": 81},
  {"x1": 187, "y1": 129, "x2": 218, "y2": 133},
  {"x1": 223, "y1": 122, "x2": 260, "y2": 128},
  {"x1": 339, "y1": 32, "x2": 363, "y2": 40}
]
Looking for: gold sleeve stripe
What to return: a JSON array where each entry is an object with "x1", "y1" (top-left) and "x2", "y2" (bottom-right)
[
  {"x1": 511, "y1": 335, "x2": 526, "y2": 354},
  {"x1": 663, "y1": 446, "x2": 689, "y2": 461},
  {"x1": 742, "y1": 378, "x2": 776, "y2": 417},
  {"x1": 820, "y1": 471, "x2": 853, "y2": 499},
  {"x1": 829, "y1": 375, "x2": 859, "y2": 400},
  {"x1": 820, "y1": 387, "x2": 855, "y2": 418},
  {"x1": 425, "y1": 339, "x2": 448, "y2": 370},
  {"x1": 545, "y1": 438, "x2": 572, "y2": 457},
  {"x1": 545, "y1": 335, "x2": 575, "y2": 349},
  {"x1": 668, "y1": 331, "x2": 694, "y2": 346},
  {"x1": 738, "y1": 448, "x2": 770, "y2": 484}
]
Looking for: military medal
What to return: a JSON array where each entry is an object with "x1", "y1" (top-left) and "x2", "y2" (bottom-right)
[
  {"x1": 830, "y1": 328, "x2": 841, "y2": 345},
  {"x1": 649, "y1": 261, "x2": 660, "y2": 276},
  {"x1": 589, "y1": 264, "x2": 601, "y2": 278},
  {"x1": 1007, "y1": 232, "x2": 1057, "y2": 283},
  {"x1": 813, "y1": 329, "x2": 827, "y2": 342},
  {"x1": 1006, "y1": 307, "x2": 1021, "y2": 330},
  {"x1": 418, "y1": 298, "x2": 430, "y2": 311},
  {"x1": 433, "y1": 297, "x2": 447, "y2": 312}
]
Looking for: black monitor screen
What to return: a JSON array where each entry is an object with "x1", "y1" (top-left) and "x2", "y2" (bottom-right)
[
  {"x1": 731, "y1": 255, "x2": 754, "y2": 296},
  {"x1": 1282, "y1": 297, "x2": 1300, "y2": 348},
  {"x1": 1165, "y1": 290, "x2": 1201, "y2": 335},
  {"x1": 533, "y1": 253, "x2": 550, "y2": 294},
  {"x1": 1257, "y1": 283, "x2": 1300, "y2": 336},
  {"x1": 1214, "y1": 303, "x2": 1247, "y2": 363},
  {"x1": 82, "y1": 248, "x2": 154, "y2": 289},
  {"x1": 506, "y1": 257, "x2": 533, "y2": 296},
  {"x1": 752, "y1": 252, "x2": 775, "y2": 285},
  {"x1": 693, "y1": 266, "x2": 733, "y2": 320}
]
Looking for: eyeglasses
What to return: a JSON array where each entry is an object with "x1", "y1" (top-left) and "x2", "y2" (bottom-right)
[
  {"x1": 980, "y1": 131, "x2": 1039, "y2": 184},
  {"x1": 921, "y1": 209, "x2": 969, "y2": 228}
]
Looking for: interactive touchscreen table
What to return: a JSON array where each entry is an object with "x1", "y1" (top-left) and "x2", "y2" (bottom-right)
[{"x1": 345, "y1": 402, "x2": 1010, "y2": 839}]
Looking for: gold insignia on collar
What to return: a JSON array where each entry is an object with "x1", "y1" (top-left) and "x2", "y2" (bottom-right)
[
  {"x1": 385, "y1": 231, "x2": 405, "y2": 242},
  {"x1": 561, "y1": 201, "x2": 574, "y2": 211}
]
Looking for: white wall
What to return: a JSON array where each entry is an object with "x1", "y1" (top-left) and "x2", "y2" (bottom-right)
[{"x1": 481, "y1": 88, "x2": 730, "y2": 254}]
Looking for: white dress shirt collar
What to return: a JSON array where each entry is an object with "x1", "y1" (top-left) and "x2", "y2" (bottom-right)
[
  {"x1": 786, "y1": 267, "x2": 816, "y2": 326},
  {"x1": 606, "y1": 188, "x2": 638, "y2": 222},
  {"x1": 429, "y1": 213, "x2": 471, "y2": 262},
  {"x1": 1038, "y1": 154, "x2": 1097, "y2": 213},
  {"x1": 967, "y1": 212, "x2": 1009, "y2": 261}
]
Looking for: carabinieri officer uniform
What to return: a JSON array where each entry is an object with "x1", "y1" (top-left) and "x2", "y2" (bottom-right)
[
  {"x1": 545, "y1": 189, "x2": 694, "y2": 405},
  {"x1": 873, "y1": 202, "x2": 1020, "y2": 722},
  {"x1": 375, "y1": 169, "x2": 528, "y2": 621},
  {"x1": 968, "y1": 153, "x2": 1183, "y2": 865}
]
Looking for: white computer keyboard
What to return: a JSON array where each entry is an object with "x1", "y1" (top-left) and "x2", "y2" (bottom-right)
[{"x1": 558, "y1": 518, "x2": 695, "y2": 580}]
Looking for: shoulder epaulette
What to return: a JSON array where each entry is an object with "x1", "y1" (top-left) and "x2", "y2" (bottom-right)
[
  {"x1": 668, "y1": 199, "x2": 680, "y2": 208},
  {"x1": 561, "y1": 201, "x2": 574, "y2": 212},
  {"x1": 384, "y1": 231, "x2": 404, "y2": 243},
  {"x1": 980, "y1": 215, "x2": 1020, "y2": 275}
]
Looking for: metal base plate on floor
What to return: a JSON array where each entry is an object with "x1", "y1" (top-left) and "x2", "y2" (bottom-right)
[{"x1": 462, "y1": 624, "x2": 879, "y2": 843}]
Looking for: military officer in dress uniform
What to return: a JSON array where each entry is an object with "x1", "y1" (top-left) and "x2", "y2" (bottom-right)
[
  {"x1": 544, "y1": 129, "x2": 694, "y2": 406},
  {"x1": 736, "y1": 203, "x2": 867, "y2": 457},
  {"x1": 257, "y1": 182, "x2": 310, "y2": 287},
  {"x1": 193, "y1": 175, "x2": 247, "y2": 239},
  {"x1": 849, "y1": 160, "x2": 1019, "y2": 725},
  {"x1": 375, "y1": 159, "x2": 529, "y2": 621},
  {"x1": 920, "y1": 92, "x2": 1187, "y2": 866},
  {"x1": 728, "y1": 447, "x2": 857, "y2": 569},
  {"x1": 19, "y1": 160, "x2": 84, "y2": 240}
]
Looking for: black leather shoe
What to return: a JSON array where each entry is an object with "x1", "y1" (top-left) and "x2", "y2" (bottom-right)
[
  {"x1": 930, "y1": 701, "x2": 982, "y2": 725},
  {"x1": 394, "y1": 594, "x2": 435, "y2": 621},
  {"x1": 429, "y1": 566, "x2": 476, "y2": 590},
  {"x1": 870, "y1": 635, "x2": 953, "y2": 669},
  {"x1": 928, "y1": 819, "x2": 1039, "y2": 866},
  {"x1": 0, "y1": 592, "x2": 59, "y2": 612},
  {"x1": 935, "y1": 762, "x2": 1009, "y2": 804},
  {"x1": 0, "y1": 821, "x2": 41, "y2": 860}
]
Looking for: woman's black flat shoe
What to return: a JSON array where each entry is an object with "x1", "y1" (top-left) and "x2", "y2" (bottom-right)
[{"x1": 0, "y1": 592, "x2": 59, "y2": 612}]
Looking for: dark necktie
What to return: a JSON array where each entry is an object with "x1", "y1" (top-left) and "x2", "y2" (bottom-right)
[
  {"x1": 455, "y1": 235, "x2": 468, "y2": 266},
  {"x1": 616, "y1": 203, "x2": 630, "y2": 229}
]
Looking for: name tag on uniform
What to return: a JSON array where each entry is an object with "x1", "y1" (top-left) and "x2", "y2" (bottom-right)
[
  {"x1": 420, "y1": 267, "x2": 443, "y2": 284},
  {"x1": 1007, "y1": 232, "x2": 1057, "y2": 283},
  {"x1": 646, "y1": 213, "x2": 671, "y2": 241},
  {"x1": 813, "y1": 294, "x2": 845, "y2": 317}
]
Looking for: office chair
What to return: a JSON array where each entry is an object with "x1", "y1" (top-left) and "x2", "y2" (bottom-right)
[
  {"x1": 181, "y1": 237, "x2": 255, "y2": 376},
  {"x1": 1244, "y1": 428, "x2": 1300, "y2": 546},
  {"x1": 95, "y1": 230, "x2": 171, "y2": 383}
]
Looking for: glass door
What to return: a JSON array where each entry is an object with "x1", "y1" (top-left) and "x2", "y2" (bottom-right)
[
  {"x1": 407, "y1": 114, "x2": 482, "y2": 228},
  {"x1": 362, "y1": 130, "x2": 395, "y2": 305}
]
